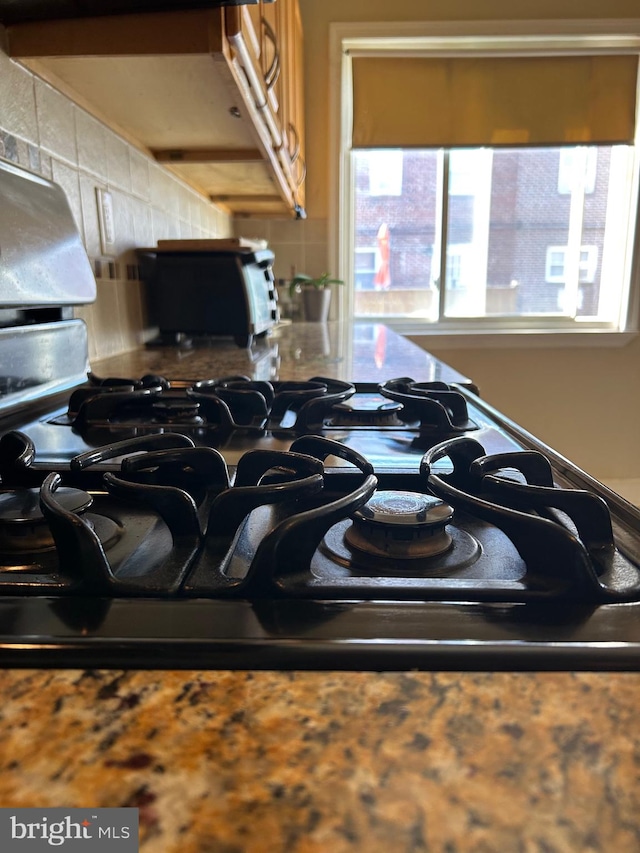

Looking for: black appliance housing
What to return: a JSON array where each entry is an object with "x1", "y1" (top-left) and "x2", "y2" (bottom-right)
[
  {"x1": 145, "y1": 248, "x2": 278, "y2": 348},
  {"x1": 0, "y1": 376, "x2": 639, "y2": 672}
]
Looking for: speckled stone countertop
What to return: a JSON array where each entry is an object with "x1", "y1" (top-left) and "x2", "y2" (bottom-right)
[
  {"x1": 90, "y1": 321, "x2": 474, "y2": 387},
  {"x1": 0, "y1": 669, "x2": 639, "y2": 851},
  {"x1": 2, "y1": 327, "x2": 639, "y2": 851}
]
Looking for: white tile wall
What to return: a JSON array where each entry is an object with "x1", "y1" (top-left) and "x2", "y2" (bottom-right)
[
  {"x1": 129, "y1": 149, "x2": 150, "y2": 201},
  {"x1": 0, "y1": 46, "x2": 38, "y2": 142},
  {"x1": 235, "y1": 217, "x2": 330, "y2": 321},
  {"x1": 0, "y1": 40, "x2": 232, "y2": 361},
  {"x1": 75, "y1": 109, "x2": 107, "y2": 179},
  {"x1": 34, "y1": 78, "x2": 78, "y2": 166},
  {"x1": 234, "y1": 217, "x2": 329, "y2": 282}
]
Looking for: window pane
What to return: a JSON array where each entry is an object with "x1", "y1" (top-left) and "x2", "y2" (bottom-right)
[
  {"x1": 444, "y1": 149, "x2": 494, "y2": 317},
  {"x1": 353, "y1": 145, "x2": 635, "y2": 323},
  {"x1": 366, "y1": 150, "x2": 404, "y2": 196},
  {"x1": 558, "y1": 148, "x2": 597, "y2": 194},
  {"x1": 353, "y1": 150, "x2": 438, "y2": 319}
]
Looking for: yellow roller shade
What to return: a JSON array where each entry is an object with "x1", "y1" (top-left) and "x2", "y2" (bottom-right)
[{"x1": 351, "y1": 54, "x2": 638, "y2": 148}]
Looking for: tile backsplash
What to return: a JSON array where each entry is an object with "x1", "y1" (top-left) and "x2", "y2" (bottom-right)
[
  {"x1": 0, "y1": 38, "x2": 231, "y2": 361},
  {"x1": 234, "y1": 217, "x2": 329, "y2": 320}
]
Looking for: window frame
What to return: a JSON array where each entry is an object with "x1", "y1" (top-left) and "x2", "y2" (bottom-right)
[{"x1": 328, "y1": 18, "x2": 640, "y2": 345}]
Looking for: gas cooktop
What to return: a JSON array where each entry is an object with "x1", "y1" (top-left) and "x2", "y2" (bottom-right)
[
  {"x1": 11, "y1": 372, "x2": 522, "y2": 472},
  {"x1": 0, "y1": 373, "x2": 639, "y2": 671}
]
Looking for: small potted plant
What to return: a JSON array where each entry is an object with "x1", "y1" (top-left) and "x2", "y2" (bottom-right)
[{"x1": 288, "y1": 272, "x2": 344, "y2": 322}]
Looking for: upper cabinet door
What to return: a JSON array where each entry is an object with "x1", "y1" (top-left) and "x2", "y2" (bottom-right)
[{"x1": 6, "y1": 1, "x2": 306, "y2": 218}]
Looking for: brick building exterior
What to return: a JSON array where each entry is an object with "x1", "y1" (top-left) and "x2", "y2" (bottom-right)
[{"x1": 354, "y1": 147, "x2": 611, "y2": 318}]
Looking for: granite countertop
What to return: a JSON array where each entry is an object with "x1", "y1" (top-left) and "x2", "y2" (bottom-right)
[
  {"x1": 1, "y1": 669, "x2": 639, "y2": 852},
  {"x1": 2, "y1": 326, "x2": 640, "y2": 850},
  {"x1": 90, "y1": 322, "x2": 474, "y2": 387}
]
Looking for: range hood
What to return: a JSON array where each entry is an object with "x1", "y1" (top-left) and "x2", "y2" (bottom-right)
[{"x1": 0, "y1": 159, "x2": 96, "y2": 309}]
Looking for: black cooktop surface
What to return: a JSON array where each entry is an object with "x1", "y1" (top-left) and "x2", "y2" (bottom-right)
[{"x1": 1, "y1": 380, "x2": 640, "y2": 671}]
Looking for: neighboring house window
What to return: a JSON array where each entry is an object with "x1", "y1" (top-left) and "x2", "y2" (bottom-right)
[
  {"x1": 449, "y1": 149, "x2": 487, "y2": 196},
  {"x1": 545, "y1": 246, "x2": 599, "y2": 284},
  {"x1": 446, "y1": 247, "x2": 464, "y2": 288},
  {"x1": 367, "y1": 150, "x2": 403, "y2": 196},
  {"x1": 558, "y1": 148, "x2": 597, "y2": 194},
  {"x1": 354, "y1": 247, "x2": 377, "y2": 290}
]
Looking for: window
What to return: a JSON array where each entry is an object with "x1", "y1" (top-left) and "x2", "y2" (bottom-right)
[
  {"x1": 545, "y1": 246, "x2": 599, "y2": 284},
  {"x1": 354, "y1": 247, "x2": 377, "y2": 290},
  {"x1": 352, "y1": 145, "x2": 632, "y2": 322},
  {"x1": 447, "y1": 246, "x2": 465, "y2": 288},
  {"x1": 367, "y1": 149, "x2": 403, "y2": 196},
  {"x1": 336, "y1": 25, "x2": 640, "y2": 337},
  {"x1": 558, "y1": 148, "x2": 598, "y2": 195}
]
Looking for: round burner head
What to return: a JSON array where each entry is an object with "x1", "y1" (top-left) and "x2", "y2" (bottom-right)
[
  {"x1": 141, "y1": 374, "x2": 170, "y2": 389},
  {"x1": 151, "y1": 400, "x2": 204, "y2": 425},
  {"x1": 330, "y1": 397, "x2": 404, "y2": 427},
  {"x1": 0, "y1": 487, "x2": 93, "y2": 552},
  {"x1": 345, "y1": 490, "x2": 454, "y2": 560}
]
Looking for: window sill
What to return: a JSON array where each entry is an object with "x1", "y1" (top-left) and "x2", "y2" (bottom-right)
[{"x1": 370, "y1": 320, "x2": 639, "y2": 349}]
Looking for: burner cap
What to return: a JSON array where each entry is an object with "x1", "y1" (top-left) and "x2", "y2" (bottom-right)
[
  {"x1": 330, "y1": 397, "x2": 403, "y2": 427},
  {"x1": 0, "y1": 487, "x2": 93, "y2": 552},
  {"x1": 0, "y1": 487, "x2": 92, "y2": 523},
  {"x1": 355, "y1": 490, "x2": 453, "y2": 526},
  {"x1": 345, "y1": 490, "x2": 454, "y2": 559},
  {"x1": 151, "y1": 400, "x2": 204, "y2": 424},
  {"x1": 141, "y1": 374, "x2": 170, "y2": 389}
]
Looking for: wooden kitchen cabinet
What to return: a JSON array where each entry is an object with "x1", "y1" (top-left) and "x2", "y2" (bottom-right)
[
  {"x1": 225, "y1": 0, "x2": 305, "y2": 214},
  {"x1": 222, "y1": 0, "x2": 304, "y2": 215},
  {"x1": 5, "y1": 1, "x2": 306, "y2": 218},
  {"x1": 276, "y1": 0, "x2": 306, "y2": 212}
]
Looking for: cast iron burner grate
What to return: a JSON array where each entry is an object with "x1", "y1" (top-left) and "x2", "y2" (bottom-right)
[
  {"x1": 0, "y1": 431, "x2": 375, "y2": 597},
  {"x1": 200, "y1": 435, "x2": 640, "y2": 605},
  {"x1": 420, "y1": 436, "x2": 640, "y2": 603},
  {"x1": 1, "y1": 429, "x2": 636, "y2": 606},
  {"x1": 52, "y1": 372, "x2": 480, "y2": 438}
]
